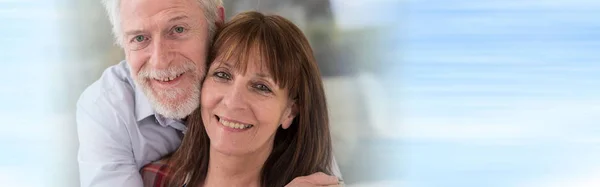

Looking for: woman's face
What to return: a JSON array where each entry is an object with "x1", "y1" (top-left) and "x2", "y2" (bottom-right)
[{"x1": 200, "y1": 58, "x2": 297, "y2": 156}]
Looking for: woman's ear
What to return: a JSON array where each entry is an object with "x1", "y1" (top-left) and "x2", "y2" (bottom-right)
[{"x1": 280, "y1": 101, "x2": 297, "y2": 129}]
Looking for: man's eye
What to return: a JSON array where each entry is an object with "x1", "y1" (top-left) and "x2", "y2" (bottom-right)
[
  {"x1": 174, "y1": 26, "x2": 185, "y2": 34},
  {"x1": 134, "y1": 35, "x2": 146, "y2": 42}
]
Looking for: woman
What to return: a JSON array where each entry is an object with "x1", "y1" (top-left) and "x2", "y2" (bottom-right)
[{"x1": 142, "y1": 11, "x2": 334, "y2": 187}]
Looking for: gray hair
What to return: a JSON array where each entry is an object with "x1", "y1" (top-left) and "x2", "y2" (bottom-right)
[{"x1": 101, "y1": 0, "x2": 223, "y2": 47}]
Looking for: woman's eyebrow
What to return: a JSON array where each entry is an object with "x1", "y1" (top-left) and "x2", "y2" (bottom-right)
[
  {"x1": 254, "y1": 73, "x2": 277, "y2": 84},
  {"x1": 255, "y1": 72, "x2": 271, "y2": 78}
]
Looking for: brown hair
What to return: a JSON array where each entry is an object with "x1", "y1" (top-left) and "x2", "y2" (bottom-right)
[{"x1": 166, "y1": 11, "x2": 332, "y2": 187}]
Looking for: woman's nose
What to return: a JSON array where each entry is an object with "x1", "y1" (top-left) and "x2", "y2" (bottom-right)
[{"x1": 221, "y1": 84, "x2": 249, "y2": 111}]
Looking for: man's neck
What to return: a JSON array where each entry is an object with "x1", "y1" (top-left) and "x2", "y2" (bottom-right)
[{"x1": 203, "y1": 145, "x2": 272, "y2": 187}]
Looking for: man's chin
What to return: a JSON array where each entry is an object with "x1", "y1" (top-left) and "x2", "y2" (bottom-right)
[
  {"x1": 152, "y1": 98, "x2": 199, "y2": 119},
  {"x1": 147, "y1": 89, "x2": 200, "y2": 119}
]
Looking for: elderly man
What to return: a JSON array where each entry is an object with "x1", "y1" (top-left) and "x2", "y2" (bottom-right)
[{"x1": 76, "y1": 0, "x2": 341, "y2": 186}]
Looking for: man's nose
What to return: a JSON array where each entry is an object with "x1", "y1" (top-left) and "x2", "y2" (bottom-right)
[{"x1": 149, "y1": 38, "x2": 175, "y2": 69}]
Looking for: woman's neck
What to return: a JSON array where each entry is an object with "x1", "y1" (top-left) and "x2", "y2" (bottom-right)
[{"x1": 202, "y1": 145, "x2": 272, "y2": 187}]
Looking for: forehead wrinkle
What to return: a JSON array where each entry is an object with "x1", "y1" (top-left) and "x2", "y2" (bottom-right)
[{"x1": 121, "y1": 1, "x2": 200, "y2": 33}]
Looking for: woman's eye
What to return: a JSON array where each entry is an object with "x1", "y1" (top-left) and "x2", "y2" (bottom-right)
[
  {"x1": 174, "y1": 26, "x2": 185, "y2": 34},
  {"x1": 214, "y1": 71, "x2": 230, "y2": 79},
  {"x1": 254, "y1": 84, "x2": 272, "y2": 93}
]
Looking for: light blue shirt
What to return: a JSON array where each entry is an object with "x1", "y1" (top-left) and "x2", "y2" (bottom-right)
[
  {"x1": 76, "y1": 60, "x2": 187, "y2": 187},
  {"x1": 76, "y1": 60, "x2": 342, "y2": 187}
]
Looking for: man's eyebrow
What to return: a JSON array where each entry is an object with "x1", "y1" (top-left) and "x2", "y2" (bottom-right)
[
  {"x1": 123, "y1": 15, "x2": 189, "y2": 38},
  {"x1": 168, "y1": 15, "x2": 189, "y2": 23},
  {"x1": 124, "y1": 30, "x2": 145, "y2": 37}
]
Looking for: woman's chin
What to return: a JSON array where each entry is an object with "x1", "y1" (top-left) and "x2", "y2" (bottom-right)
[{"x1": 210, "y1": 144, "x2": 252, "y2": 156}]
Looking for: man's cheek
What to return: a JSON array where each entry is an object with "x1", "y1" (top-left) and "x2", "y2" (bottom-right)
[{"x1": 128, "y1": 57, "x2": 145, "y2": 76}]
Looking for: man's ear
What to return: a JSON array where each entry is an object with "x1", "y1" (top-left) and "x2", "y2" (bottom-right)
[
  {"x1": 217, "y1": 6, "x2": 225, "y2": 24},
  {"x1": 280, "y1": 101, "x2": 298, "y2": 129}
]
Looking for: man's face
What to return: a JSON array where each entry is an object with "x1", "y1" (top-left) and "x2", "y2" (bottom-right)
[{"x1": 120, "y1": 0, "x2": 209, "y2": 119}]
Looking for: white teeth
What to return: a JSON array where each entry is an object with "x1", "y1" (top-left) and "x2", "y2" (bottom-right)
[
  {"x1": 219, "y1": 118, "x2": 253, "y2": 129},
  {"x1": 155, "y1": 73, "x2": 183, "y2": 82}
]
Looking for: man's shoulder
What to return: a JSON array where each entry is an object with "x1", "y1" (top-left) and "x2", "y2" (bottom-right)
[
  {"x1": 77, "y1": 61, "x2": 135, "y2": 107},
  {"x1": 76, "y1": 61, "x2": 135, "y2": 124}
]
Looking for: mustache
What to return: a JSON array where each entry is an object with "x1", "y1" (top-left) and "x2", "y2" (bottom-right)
[{"x1": 138, "y1": 61, "x2": 196, "y2": 79}]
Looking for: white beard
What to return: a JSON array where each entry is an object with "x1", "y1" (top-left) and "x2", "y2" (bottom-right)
[{"x1": 135, "y1": 61, "x2": 202, "y2": 119}]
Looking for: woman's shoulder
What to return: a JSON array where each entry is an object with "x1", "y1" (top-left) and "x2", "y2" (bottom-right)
[{"x1": 141, "y1": 160, "x2": 172, "y2": 187}]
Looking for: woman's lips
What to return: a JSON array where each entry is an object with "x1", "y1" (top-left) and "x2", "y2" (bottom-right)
[{"x1": 216, "y1": 115, "x2": 254, "y2": 130}]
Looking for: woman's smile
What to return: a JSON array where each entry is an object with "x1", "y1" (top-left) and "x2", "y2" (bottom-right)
[{"x1": 216, "y1": 115, "x2": 255, "y2": 131}]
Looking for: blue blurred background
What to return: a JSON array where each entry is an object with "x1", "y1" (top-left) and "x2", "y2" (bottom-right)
[
  {"x1": 399, "y1": 1, "x2": 600, "y2": 186},
  {"x1": 1, "y1": 0, "x2": 600, "y2": 186}
]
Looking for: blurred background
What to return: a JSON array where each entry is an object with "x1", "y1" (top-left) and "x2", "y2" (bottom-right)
[{"x1": 1, "y1": 0, "x2": 600, "y2": 187}]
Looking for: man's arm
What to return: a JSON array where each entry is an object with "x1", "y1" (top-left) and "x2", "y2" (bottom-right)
[{"x1": 76, "y1": 94, "x2": 142, "y2": 187}]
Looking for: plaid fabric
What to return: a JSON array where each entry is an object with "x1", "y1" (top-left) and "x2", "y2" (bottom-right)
[{"x1": 141, "y1": 161, "x2": 171, "y2": 187}]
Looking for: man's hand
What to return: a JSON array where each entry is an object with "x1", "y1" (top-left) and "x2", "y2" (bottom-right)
[{"x1": 285, "y1": 172, "x2": 342, "y2": 187}]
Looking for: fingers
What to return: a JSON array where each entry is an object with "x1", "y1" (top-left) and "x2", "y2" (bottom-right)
[
  {"x1": 322, "y1": 179, "x2": 344, "y2": 187},
  {"x1": 303, "y1": 172, "x2": 339, "y2": 185},
  {"x1": 285, "y1": 172, "x2": 342, "y2": 187}
]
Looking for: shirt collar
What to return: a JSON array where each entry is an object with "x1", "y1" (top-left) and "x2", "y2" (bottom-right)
[{"x1": 134, "y1": 86, "x2": 156, "y2": 123}]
